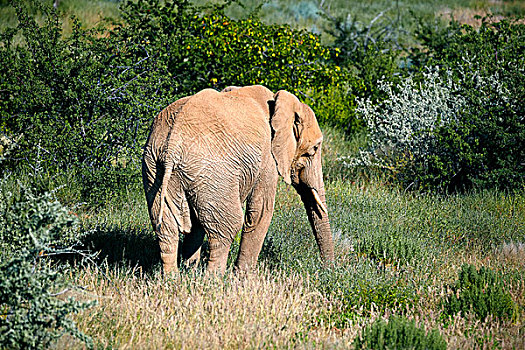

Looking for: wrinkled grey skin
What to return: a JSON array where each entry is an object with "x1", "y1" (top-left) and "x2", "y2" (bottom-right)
[{"x1": 142, "y1": 85, "x2": 334, "y2": 274}]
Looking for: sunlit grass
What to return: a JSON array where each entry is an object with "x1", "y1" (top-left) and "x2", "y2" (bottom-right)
[{"x1": 50, "y1": 125, "x2": 525, "y2": 349}]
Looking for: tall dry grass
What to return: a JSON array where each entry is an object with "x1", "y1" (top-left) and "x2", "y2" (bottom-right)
[
  {"x1": 60, "y1": 253, "x2": 525, "y2": 349},
  {"x1": 63, "y1": 265, "x2": 332, "y2": 349}
]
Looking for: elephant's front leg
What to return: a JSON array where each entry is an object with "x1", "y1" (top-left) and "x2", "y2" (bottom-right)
[{"x1": 236, "y1": 167, "x2": 278, "y2": 271}]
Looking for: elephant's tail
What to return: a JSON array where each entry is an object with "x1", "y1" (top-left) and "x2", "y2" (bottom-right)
[{"x1": 156, "y1": 163, "x2": 173, "y2": 232}]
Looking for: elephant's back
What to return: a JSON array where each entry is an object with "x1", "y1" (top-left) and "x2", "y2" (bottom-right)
[
  {"x1": 143, "y1": 95, "x2": 191, "y2": 163},
  {"x1": 175, "y1": 89, "x2": 271, "y2": 199},
  {"x1": 176, "y1": 89, "x2": 271, "y2": 156}
]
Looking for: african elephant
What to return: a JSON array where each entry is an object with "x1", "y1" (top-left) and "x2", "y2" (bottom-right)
[{"x1": 142, "y1": 85, "x2": 334, "y2": 274}]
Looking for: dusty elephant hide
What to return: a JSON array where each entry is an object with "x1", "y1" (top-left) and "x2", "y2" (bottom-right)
[{"x1": 142, "y1": 85, "x2": 334, "y2": 274}]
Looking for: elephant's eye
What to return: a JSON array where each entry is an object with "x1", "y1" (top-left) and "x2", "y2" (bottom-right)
[{"x1": 305, "y1": 145, "x2": 318, "y2": 157}]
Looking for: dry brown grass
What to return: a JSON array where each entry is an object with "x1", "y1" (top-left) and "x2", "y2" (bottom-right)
[
  {"x1": 437, "y1": 0, "x2": 525, "y2": 27},
  {"x1": 62, "y1": 265, "x2": 330, "y2": 349},
  {"x1": 57, "y1": 251, "x2": 524, "y2": 349}
]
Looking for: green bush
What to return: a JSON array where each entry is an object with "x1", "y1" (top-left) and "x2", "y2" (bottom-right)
[
  {"x1": 0, "y1": 176, "x2": 92, "y2": 349},
  {"x1": 337, "y1": 280, "x2": 416, "y2": 326},
  {"x1": 0, "y1": 182, "x2": 78, "y2": 251},
  {"x1": 309, "y1": 79, "x2": 364, "y2": 134},
  {"x1": 353, "y1": 229, "x2": 427, "y2": 267},
  {"x1": 0, "y1": 0, "x2": 347, "y2": 203},
  {"x1": 0, "y1": 0, "x2": 166, "y2": 201},
  {"x1": 347, "y1": 17, "x2": 525, "y2": 191},
  {"x1": 351, "y1": 63, "x2": 524, "y2": 192},
  {"x1": 318, "y1": 8, "x2": 406, "y2": 133},
  {"x1": 353, "y1": 316, "x2": 447, "y2": 350},
  {"x1": 313, "y1": 260, "x2": 418, "y2": 327},
  {"x1": 410, "y1": 17, "x2": 525, "y2": 191},
  {"x1": 441, "y1": 264, "x2": 518, "y2": 321}
]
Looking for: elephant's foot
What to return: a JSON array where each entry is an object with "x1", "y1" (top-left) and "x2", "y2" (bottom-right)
[{"x1": 161, "y1": 252, "x2": 179, "y2": 275}]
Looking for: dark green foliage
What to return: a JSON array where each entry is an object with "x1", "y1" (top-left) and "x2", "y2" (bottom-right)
[
  {"x1": 0, "y1": 177, "x2": 92, "y2": 349},
  {"x1": 335, "y1": 278, "x2": 416, "y2": 326},
  {"x1": 442, "y1": 264, "x2": 518, "y2": 321},
  {"x1": 0, "y1": 0, "x2": 165, "y2": 201},
  {"x1": 410, "y1": 17, "x2": 525, "y2": 191},
  {"x1": 309, "y1": 79, "x2": 364, "y2": 134},
  {"x1": 0, "y1": 182, "x2": 77, "y2": 250},
  {"x1": 353, "y1": 316, "x2": 447, "y2": 350},
  {"x1": 0, "y1": 0, "x2": 349, "y2": 203}
]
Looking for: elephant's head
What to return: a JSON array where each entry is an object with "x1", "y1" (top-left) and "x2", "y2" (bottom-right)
[{"x1": 270, "y1": 90, "x2": 335, "y2": 265}]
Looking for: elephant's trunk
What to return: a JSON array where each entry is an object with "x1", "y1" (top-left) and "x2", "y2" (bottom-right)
[{"x1": 297, "y1": 182, "x2": 335, "y2": 265}]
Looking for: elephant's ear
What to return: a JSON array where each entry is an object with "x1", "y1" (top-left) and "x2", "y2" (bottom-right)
[{"x1": 271, "y1": 90, "x2": 302, "y2": 184}]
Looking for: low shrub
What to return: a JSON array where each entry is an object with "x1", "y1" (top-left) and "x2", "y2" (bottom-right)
[
  {"x1": 353, "y1": 316, "x2": 447, "y2": 350},
  {"x1": 0, "y1": 176, "x2": 93, "y2": 349},
  {"x1": 314, "y1": 259, "x2": 418, "y2": 328},
  {"x1": 353, "y1": 229, "x2": 427, "y2": 267},
  {"x1": 441, "y1": 264, "x2": 518, "y2": 321},
  {"x1": 337, "y1": 279, "x2": 416, "y2": 324}
]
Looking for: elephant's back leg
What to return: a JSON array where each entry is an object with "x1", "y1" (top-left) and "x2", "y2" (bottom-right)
[
  {"x1": 190, "y1": 190, "x2": 244, "y2": 274},
  {"x1": 143, "y1": 158, "x2": 191, "y2": 273},
  {"x1": 179, "y1": 209, "x2": 205, "y2": 268},
  {"x1": 236, "y1": 158, "x2": 278, "y2": 270}
]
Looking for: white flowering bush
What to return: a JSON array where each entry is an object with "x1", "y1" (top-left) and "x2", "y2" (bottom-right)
[
  {"x1": 403, "y1": 18, "x2": 525, "y2": 191},
  {"x1": 344, "y1": 65, "x2": 521, "y2": 191},
  {"x1": 344, "y1": 69, "x2": 465, "y2": 183}
]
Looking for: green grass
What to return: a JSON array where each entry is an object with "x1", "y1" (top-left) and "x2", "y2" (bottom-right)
[{"x1": 33, "y1": 125, "x2": 522, "y2": 349}]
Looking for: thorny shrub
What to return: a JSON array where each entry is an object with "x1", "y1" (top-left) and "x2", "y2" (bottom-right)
[
  {"x1": 0, "y1": 175, "x2": 93, "y2": 349},
  {"x1": 441, "y1": 264, "x2": 518, "y2": 322}
]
